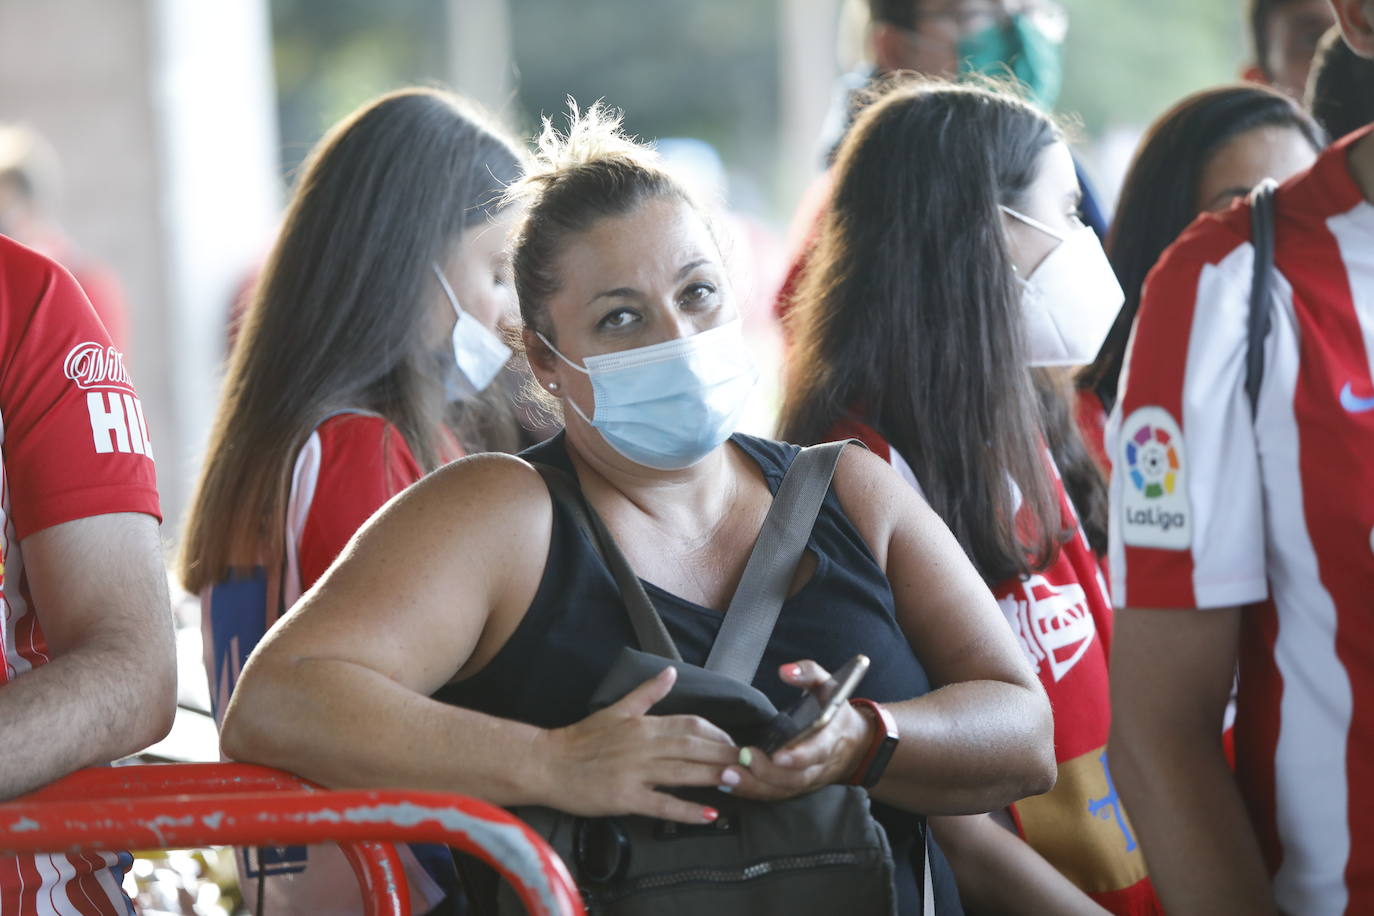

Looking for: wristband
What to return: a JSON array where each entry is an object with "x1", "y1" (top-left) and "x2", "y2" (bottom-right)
[{"x1": 847, "y1": 698, "x2": 899, "y2": 788}]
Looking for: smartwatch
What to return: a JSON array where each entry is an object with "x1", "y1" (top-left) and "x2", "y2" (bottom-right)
[{"x1": 847, "y1": 698, "x2": 899, "y2": 789}]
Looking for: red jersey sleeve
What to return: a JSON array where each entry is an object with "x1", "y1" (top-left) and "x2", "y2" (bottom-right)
[
  {"x1": 0, "y1": 237, "x2": 160, "y2": 540},
  {"x1": 294, "y1": 413, "x2": 424, "y2": 591},
  {"x1": 1107, "y1": 210, "x2": 1266, "y2": 610}
]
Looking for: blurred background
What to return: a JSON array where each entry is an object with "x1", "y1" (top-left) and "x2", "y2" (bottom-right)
[{"x1": 0, "y1": 0, "x2": 1247, "y2": 538}]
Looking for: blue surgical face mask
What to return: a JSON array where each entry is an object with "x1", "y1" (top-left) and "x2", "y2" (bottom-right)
[
  {"x1": 536, "y1": 320, "x2": 757, "y2": 470},
  {"x1": 432, "y1": 263, "x2": 512, "y2": 401},
  {"x1": 959, "y1": 12, "x2": 1064, "y2": 110}
]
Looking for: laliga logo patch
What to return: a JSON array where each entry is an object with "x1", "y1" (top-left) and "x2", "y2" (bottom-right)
[{"x1": 1120, "y1": 407, "x2": 1189, "y2": 549}]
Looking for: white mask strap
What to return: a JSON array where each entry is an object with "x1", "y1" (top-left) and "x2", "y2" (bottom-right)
[
  {"x1": 999, "y1": 205, "x2": 1066, "y2": 242},
  {"x1": 534, "y1": 331, "x2": 591, "y2": 375},
  {"x1": 431, "y1": 262, "x2": 463, "y2": 316}
]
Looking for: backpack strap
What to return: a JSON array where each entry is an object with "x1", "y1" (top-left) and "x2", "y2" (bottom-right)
[
  {"x1": 1246, "y1": 179, "x2": 1278, "y2": 420},
  {"x1": 704, "y1": 440, "x2": 857, "y2": 683},
  {"x1": 531, "y1": 439, "x2": 859, "y2": 680},
  {"x1": 533, "y1": 462, "x2": 683, "y2": 662}
]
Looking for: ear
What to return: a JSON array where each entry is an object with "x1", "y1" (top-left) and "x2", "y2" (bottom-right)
[
  {"x1": 871, "y1": 24, "x2": 910, "y2": 75},
  {"x1": 522, "y1": 327, "x2": 558, "y2": 384},
  {"x1": 1332, "y1": 0, "x2": 1374, "y2": 58}
]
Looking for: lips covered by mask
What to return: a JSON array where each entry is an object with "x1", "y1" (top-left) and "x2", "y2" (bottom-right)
[
  {"x1": 538, "y1": 320, "x2": 758, "y2": 470},
  {"x1": 1001, "y1": 206, "x2": 1124, "y2": 367}
]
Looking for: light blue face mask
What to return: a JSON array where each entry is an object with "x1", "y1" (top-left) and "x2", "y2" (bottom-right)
[{"x1": 536, "y1": 320, "x2": 757, "y2": 470}]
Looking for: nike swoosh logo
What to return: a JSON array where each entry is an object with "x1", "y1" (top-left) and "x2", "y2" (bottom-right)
[{"x1": 1340, "y1": 382, "x2": 1374, "y2": 413}]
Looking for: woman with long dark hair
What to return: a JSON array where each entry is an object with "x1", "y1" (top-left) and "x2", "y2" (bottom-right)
[
  {"x1": 218, "y1": 100, "x2": 1058, "y2": 916},
  {"x1": 1075, "y1": 85, "x2": 1321, "y2": 462},
  {"x1": 178, "y1": 87, "x2": 524, "y2": 915},
  {"x1": 780, "y1": 80, "x2": 1154, "y2": 914}
]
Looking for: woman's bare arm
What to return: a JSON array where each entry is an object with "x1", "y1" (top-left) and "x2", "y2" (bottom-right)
[
  {"x1": 831, "y1": 446, "x2": 1056, "y2": 813},
  {"x1": 221, "y1": 453, "x2": 737, "y2": 824}
]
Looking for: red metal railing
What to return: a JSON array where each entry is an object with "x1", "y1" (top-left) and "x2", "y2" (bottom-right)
[{"x1": 4, "y1": 762, "x2": 583, "y2": 916}]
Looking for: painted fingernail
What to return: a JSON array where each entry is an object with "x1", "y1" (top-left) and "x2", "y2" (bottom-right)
[
  {"x1": 718, "y1": 784, "x2": 734, "y2": 794},
  {"x1": 786, "y1": 664, "x2": 803, "y2": 678},
  {"x1": 702, "y1": 807, "x2": 719, "y2": 823},
  {"x1": 738, "y1": 747, "x2": 753, "y2": 768},
  {"x1": 721, "y1": 767, "x2": 741, "y2": 786}
]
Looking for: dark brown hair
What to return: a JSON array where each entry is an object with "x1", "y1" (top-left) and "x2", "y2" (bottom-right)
[
  {"x1": 780, "y1": 79, "x2": 1105, "y2": 582},
  {"x1": 1077, "y1": 85, "x2": 1320, "y2": 413},
  {"x1": 178, "y1": 87, "x2": 522, "y2": 593},
  {"x1": 506, "y1": 101, "x2": 695, "y2": 342},
  {"x1": 1307, "y1": 25, "x2": 1374, "y2": 140}
]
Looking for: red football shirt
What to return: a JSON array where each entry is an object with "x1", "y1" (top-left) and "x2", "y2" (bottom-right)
[
  {"x1": 829, "y1": 416, "x2": 1159, "y2": 916},
  {"x1": 203, "y1": 411, "x2": 453, "y2": 916},
  {"x1": 0, "y1": 235, "x2": 160, "y2": 915},
  {"x1": 1109, "y1": 125, "x2": 1374, "y2": 913}
]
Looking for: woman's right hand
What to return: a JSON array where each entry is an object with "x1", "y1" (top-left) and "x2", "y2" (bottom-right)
[{"x1": 534, "y1": 667, "x2": 738, "y2": 825}]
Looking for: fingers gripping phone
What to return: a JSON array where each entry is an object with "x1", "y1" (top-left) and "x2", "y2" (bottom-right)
[{"x1": 762, "y1": 654, "x2": 870, "y2": 754}]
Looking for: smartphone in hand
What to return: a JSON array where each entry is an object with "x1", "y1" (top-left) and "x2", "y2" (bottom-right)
[{"x1": 762, "y1": 654, "x2": 870, "y2": 754}]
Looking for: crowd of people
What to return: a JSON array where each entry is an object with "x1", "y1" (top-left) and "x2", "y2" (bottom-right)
[{"x1": 2, "y1": 1, "x2": 1374, "y2": 914}]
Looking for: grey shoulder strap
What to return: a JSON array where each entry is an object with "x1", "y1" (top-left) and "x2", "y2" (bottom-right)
[
  {"x1": 532, "y1": 462, "x2": 682, "y2": 661},
  {"x1": 704, "y1": 440, "x2": 857, "y2": 682}
]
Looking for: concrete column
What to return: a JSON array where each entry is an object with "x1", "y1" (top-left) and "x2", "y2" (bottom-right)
[
  {"x1": 444, "y1": 0, "x2": 516, "y2": 117},
  {"x1": 778, "y1": 0, "x2": 845, "y2": 204},
  {"x1": 0, "y1": 0, "x2": 281, "y2": 536}
]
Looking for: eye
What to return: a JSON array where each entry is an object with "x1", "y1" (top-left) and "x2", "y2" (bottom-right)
[
  {"x1": 598, "y1": 307, "x2": 640, "y2": 330},
  {"x1": 680, "y1": 282, "x2": 717, "y2": 307}
]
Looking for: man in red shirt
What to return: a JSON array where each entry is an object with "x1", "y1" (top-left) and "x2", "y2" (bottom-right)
[
  {"x1": 1108, "y1": 2, "x2": 1374, "y2": 913},
  {"x1": 0, "y1": 235, "x2": 175, "y2": 913}
]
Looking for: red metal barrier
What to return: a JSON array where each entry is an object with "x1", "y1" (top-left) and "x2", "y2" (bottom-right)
[{"x1": 5, "y1": 763, "x2": 583, "y2": 916}]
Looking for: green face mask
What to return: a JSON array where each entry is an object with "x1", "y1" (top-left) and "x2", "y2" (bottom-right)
[{"x1": 958, "y1": 13, "x2": 1063, "y2": 110}]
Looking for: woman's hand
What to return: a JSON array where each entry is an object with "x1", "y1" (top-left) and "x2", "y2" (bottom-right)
[
  {"x1": 534, "y1": 666, "x2": 739, "y2": 824},
  {"x1": 726, "y1": 660, "x2": 875, "y2": 801}
]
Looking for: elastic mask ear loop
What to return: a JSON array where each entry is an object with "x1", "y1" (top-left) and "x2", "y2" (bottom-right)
[
  {"x1": 534, "y1": 331, "x2": 596, "y2": 425},
  {"x1": 431, "y1": 262, "x2": 462, "y2": 316},
  {"x1": 999, "y1": 205, "x2": 1066, "y2": 241}
]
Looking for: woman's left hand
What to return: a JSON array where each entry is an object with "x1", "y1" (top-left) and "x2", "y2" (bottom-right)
[{"x1": 724, "y1": 660, "x2": 875, "y2": 801}]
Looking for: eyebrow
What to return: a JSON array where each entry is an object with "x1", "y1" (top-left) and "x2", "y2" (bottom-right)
[
  {"x1": 586, "y1": 258, "x2": 713, "y2": 306},
  {"x1": 1203, "y1": 187, "x2": 1251, "y2": 210}
]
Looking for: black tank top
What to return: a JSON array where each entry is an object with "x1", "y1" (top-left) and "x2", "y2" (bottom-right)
[{"x1": 436, "y1": 432, "x2": 961, "y2": 915}]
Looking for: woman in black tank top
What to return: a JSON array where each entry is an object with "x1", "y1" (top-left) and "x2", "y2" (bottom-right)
[{"x1": 221, "y1": 101, "x2": 1055, "y2": 916}]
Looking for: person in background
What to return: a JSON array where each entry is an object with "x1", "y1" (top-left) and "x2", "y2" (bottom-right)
[
  {"x1": 0, "y1": 234, "x2": 175, "y2": 913},
  {"x1": 219, "y1": 100, "x2": 1059, "y2": 916},
  {"x1": 1307, "y1": 24, "x2": 1374, "y2": 139},
  {"x1": 780, "y1": 80, "x2": 1156, "y2": 916},
  {"x1": 0, "y1": 124, "x2": 131, "y2": 350},
  {"x1": 1243, "y1": 0, "x2": 1338, "y2": 99},
  {"x1": 776, "y1": 0, "x2": 1105, "y2": 329},
  {"x1": 178, "y1": 87, "x2": 524, "y2": 916},
  {"x1": 1108, "y1": 1, "x2": 1374, "y2": 912},
  {"x1": 1075, "y1": 86, "x2": 1322, "y2": 468}
]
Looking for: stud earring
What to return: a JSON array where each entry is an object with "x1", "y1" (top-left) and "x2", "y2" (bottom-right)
[{"x1": 548, "y1": 382, "x2": 560, "y2": 392}]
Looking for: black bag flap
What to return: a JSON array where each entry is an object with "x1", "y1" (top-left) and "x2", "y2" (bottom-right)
[{"x1": 590, "y1": 647, "x2": 792, "y2": 748}]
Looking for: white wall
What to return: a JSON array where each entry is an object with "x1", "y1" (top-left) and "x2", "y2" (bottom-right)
[{"x1": 0, "y1": 0, "x2": 281, "y2": 538}]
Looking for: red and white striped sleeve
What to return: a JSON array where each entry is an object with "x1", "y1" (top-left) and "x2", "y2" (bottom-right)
[{"x1": 1107, "y1": 211, "x2": 1267, "y2": 610}]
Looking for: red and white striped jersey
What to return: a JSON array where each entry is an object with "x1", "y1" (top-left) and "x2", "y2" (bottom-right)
[
  {"x1": 1109, "y1": 124, "x2": 1374, "y2": 914},
  {"x1": 0, "y1": 236, "x2": 160, "y2": 915}
]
